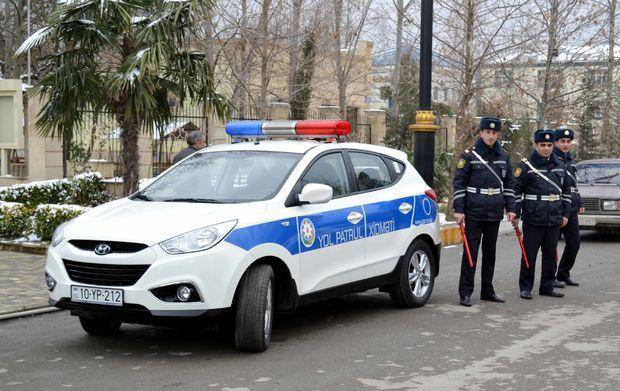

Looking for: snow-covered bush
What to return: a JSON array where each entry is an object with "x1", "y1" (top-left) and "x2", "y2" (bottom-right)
[
  {"x1": 70, "y1": 172, "x2": 109, "y2": 206},
  {"x1": 0, "y1": 202, "x2": 32, "y2": 238},
  {"x1": 32, "y1": 204, "x2": 89, "y2": 241},
  {"x1": 0, "y1": 172, "x2": 109, "y2": 207}
]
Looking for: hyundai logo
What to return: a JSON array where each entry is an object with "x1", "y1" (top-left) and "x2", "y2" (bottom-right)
[{"x1": 94, "y1": 243, "x2": 111, "y2": 255}]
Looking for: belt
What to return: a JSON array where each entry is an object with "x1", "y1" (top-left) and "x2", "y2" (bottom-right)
[
  {"x1": 524, "y1": 194, "x2": 561, "y2": 202},
  {"x1": 466, "y1": 186, "x2": 502, "y2": 195}
]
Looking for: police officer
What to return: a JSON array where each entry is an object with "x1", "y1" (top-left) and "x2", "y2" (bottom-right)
[
  {"x1": 453, "y1": 116, "x2": 517, "y2": 307},
  {"x1": 513, "y1": 129, "x2": 571, "y2": 300},
  {"x1": 554, "y1": 128, "x2": 583, "y2": 287}
]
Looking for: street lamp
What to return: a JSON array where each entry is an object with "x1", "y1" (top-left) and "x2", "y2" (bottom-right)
[{"x1": 409, "y1": 0, "x2": 438, "y2": 187}]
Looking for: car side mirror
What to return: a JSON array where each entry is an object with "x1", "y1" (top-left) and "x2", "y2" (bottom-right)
[{"x1": 298, "y1": 183, "x2": 333, "y2": 205}]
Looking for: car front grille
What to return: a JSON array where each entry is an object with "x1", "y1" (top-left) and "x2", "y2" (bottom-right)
[
  {"x1": 581, "y1": 198, "x2": 601, "y2": 212},
  {"x1": 69, "y1": 240, "x2": 148, "y2": 254},
  {"x1": 63, "y1": 259, "x2": 150, "y2": 287}
]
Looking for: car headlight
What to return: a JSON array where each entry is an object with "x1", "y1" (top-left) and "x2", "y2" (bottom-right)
[
  {"x1": 51, "y1": 222, "x2": 68, "y2": 247},
  {"x1": 602, "y1": 200, "x2": 619, "y2": 211},
  {"x1": 159, "y1": 220, "x2": 237, "y2": 255}
]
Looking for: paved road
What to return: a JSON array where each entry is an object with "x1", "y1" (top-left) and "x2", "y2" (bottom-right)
[
  {"x1": 0, "y1": 252, "x2": 47, "y2": 315},
  {"x1": 1, "y1": 231, "x2": 619, "y2": 390}
]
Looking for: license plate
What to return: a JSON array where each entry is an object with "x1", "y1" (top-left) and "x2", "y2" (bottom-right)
[
  {"x1": 71, "y1": 285, "x2": 123, "y2": 306},
  {"x1": 578, "y1": 215, "x2": 596, "y2": 226}
]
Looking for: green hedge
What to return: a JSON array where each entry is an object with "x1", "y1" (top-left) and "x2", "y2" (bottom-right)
[
  {"x1": 32, "y1": 204, "x2": 87, "y2": 241},
  {"x1": 0, "y1": 172, "x2": 109, "y2": 207},
  {"x1": 0, "y1": 203, "x2": 33, "y2": 238},
  {"x1": 0, "y1": 202, "x2": 88, "y2": 241}
]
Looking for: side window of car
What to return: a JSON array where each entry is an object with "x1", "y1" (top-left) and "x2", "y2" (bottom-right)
[
  {"x1": 388, "y1": 158, "x2": 406, "y2": 179},
  {"x1": 349, "y1": 152, "x2": 392, "y2": 191},
  {"x1": 300, "y1": 153, "x2": 351, "y2": 197}
]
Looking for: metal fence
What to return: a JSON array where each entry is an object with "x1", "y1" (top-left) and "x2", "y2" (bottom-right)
[{"x1": 77, "y1": 106, "x2": 209, "y2": 177}]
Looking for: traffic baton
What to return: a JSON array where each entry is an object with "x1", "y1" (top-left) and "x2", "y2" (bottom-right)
[
  {"x1": 513, "y1": 225, "x2": 530, "y2": 269},
  {"x1": 459, "y1": 222, "x2": 474, "y2": 268}
]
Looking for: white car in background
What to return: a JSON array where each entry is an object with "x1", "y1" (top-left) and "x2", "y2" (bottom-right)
[{"x1": 44, "y1": 120, "x2": 442, "y2": 352}]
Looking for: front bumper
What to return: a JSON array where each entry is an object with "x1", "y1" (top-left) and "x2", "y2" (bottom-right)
[
  {"x1": 45, "y1": 240, "x2": 248, "y2": 319},
  {"x1": 578, "y1": 214, "x2": 620, "y2": 229}
]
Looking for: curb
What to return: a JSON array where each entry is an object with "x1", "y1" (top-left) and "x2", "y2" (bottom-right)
[
  {"x1": 0, "y1": 306, "x2": 61, "y2": 321},
  {"x1": 0, "y1": 241, "x2": 47, "y2": 255}
]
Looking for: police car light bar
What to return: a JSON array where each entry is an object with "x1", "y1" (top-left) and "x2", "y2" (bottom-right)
[{"x1": 225, "y1": 120, "x2": 351, "y2": 138}]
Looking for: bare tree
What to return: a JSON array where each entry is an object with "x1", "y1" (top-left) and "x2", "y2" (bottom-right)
[
  {"x1": 494, "y1": 0, "x2": 606, "y2": 129},
  {"x1": 434, "y1": 0, "x2": 528, "y2": 217},
  {"x1": 601, "y1": 0, "x2": 617, "y2": 154},
  {"x1": 330, "y1": 0, "x2": 372, "y2": 119}
]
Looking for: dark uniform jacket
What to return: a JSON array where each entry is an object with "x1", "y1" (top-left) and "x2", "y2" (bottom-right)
[
  {"x1": 453, "y1": 138, "x2": 516, "y2": 221},
  {"x1": 514, "y1": 150, "x2": 571, "y2": 226},
  {"x1": 553, "y1": 147, "x2": 582, "y2": 215},
  {"x1": 172, "y1": 146, "x2": 201, "y2": 164}
]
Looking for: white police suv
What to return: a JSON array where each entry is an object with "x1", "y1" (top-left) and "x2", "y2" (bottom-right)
[{"x1": 44, "y1": 120, "x2": 441, "y2": 352}]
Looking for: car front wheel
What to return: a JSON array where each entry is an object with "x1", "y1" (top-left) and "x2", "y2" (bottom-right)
[
  {"x1": 234, "y1": 264, "x2": 275, "y2": 352},
  {"x1": 389, "y1": 240, "x2": 436, "y2": 308}
]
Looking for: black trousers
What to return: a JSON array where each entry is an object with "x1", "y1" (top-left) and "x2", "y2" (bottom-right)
[
  {"x1": 519, "y1": 222, "x2": 560, "y2": 294},
  {"x1": 458, "y1": 219, "x2": 500, "y2": 298},
  {"x1": 557, "y1": 213, "x2": 580, "y2": 281}
]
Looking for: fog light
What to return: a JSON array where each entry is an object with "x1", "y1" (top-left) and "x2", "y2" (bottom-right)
[
  {"x1": 177, "y1": 286, "x2": 192, "y2": 302},
  {"x1": 45, "y1": 272, "x2": 56, "y2": 291}
]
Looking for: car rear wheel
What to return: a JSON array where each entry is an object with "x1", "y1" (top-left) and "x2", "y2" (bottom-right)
[
  {"x1": 79, "y1": 316, "x2": 121, "y2": 336},
  {"x1": 389, "y1": 240, "x2": 435, "y2": 308},
  {"x1": 234, "y1": 264, "x2": 275, "y2": 352}
]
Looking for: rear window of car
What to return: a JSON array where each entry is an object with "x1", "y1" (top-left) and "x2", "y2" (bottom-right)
[{"x1": 349, "y1": 152, "x2": 392, "y2": 191}]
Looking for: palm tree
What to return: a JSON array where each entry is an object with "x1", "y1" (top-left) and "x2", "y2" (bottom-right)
[{"x1": 16, "y1": 0, "x2": 229, "y2": 195}]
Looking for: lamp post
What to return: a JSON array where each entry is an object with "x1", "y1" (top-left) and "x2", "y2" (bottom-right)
[{"x1": 409, "y1": 0, "x2": 438, "y2": 187}]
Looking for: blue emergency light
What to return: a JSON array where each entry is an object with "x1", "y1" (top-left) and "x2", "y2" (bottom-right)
[{"x1": 225, "y1": 120, "x2": 351, "y2": 138}]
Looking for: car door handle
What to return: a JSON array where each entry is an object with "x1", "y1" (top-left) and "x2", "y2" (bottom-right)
[
  {"x1": 399, "y1": 202, "x2": 413, "y2": 214},
  {"x1": 347, "y1": 211, "x2": 363, "y2": 224}
]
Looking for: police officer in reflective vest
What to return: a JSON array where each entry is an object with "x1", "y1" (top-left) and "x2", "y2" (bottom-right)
[
  {"x1": 453, "y1": 116, "x2": 517, "y2": 307},
  {"x1": 513, "y1": 129, "x2": 571, "y2": 300},
  {"x1": 553, "y1": 128, "x2": 583, "y2": 287}
]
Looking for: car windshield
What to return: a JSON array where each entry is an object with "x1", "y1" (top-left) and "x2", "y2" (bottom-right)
[
  {"x1": 137, "y1": 151, "x2": 302, "y2": 203},
  {"x1": 576, "y1": 163, "x2": 620, "y2": 185}
]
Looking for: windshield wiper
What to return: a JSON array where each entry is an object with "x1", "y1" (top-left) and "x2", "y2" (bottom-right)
[
  {"x1": 162, "y1": 198, "x2": 224, "y2": 203},
  {"x1": 133, "y1": 193, "x2": 154, "y2": 201},
  {"x1": 592, "y1": 173, "x2": 620, "y2": 183}
]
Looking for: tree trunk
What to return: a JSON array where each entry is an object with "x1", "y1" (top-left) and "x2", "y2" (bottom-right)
[
  {"x1": 446, "y1": 0, "x2": 476, "y2": 220},
  {"x1": 537, "y1": 0, "x2": 559, "y2": 128},
  {"x1": 258, "y1": 0, "x2": 272, "y2": 119},
  {"x1": 288, "y1": 0, "x2": 303, "y2": 107},
  {"x1": 390, "y1": 0, "x2": 405, "y2": 126},
  {"x1": 11, "y1": 0, "x2": 26, "y2": 79},
  {"x1": 231, "y1": 0, "x2": 251, "y2": 116},
  {"x1": 602, "y1": 0, "x2": 616, "y2": 154},
  {"x1": 333, "y1": 0, "x2": 347, "y2": 119},
  {"x1": 119, "y1": 114, "x2": 140, "y2": 195}
]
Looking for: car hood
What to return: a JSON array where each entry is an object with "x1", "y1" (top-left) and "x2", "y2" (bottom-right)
[
  {"x1": 578, "y1": 183, "x2": 620, "y2": 199},
  {"x1": 65, "y1": 198, "x2": 267, "y2": 246}
]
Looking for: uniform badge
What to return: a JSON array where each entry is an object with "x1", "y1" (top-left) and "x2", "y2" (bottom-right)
[
  {"x1": 514, "y1": 167, "x2": 522, "y2": 177},
  {"x1": 457, "y1": 159, "x2": 466, "y2": 169},
  {"x1": 490, "y1": 123, "x2": 495, "y2": 129},
  {"x1": 502, "y1": 169, "x2": 506, "y2": 178},
  {"x1": 564, "y1": 130, "x2": 570, "y2": 136}
]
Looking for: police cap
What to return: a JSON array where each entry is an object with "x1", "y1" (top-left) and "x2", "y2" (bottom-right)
[
  {"x1": 480, "y1": 116, "x2": 501, "y2": 132},
  {"x1": 534, "y1": 129, "x2": 555, "y2": 143},
  {"x1": 554, "y1": 128, "x2": 574, "y2": 141}
]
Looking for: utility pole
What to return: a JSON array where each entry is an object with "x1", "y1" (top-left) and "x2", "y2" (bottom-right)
[{"x1": 409, "y1": 0, "x2": 439, "y2": 187}]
